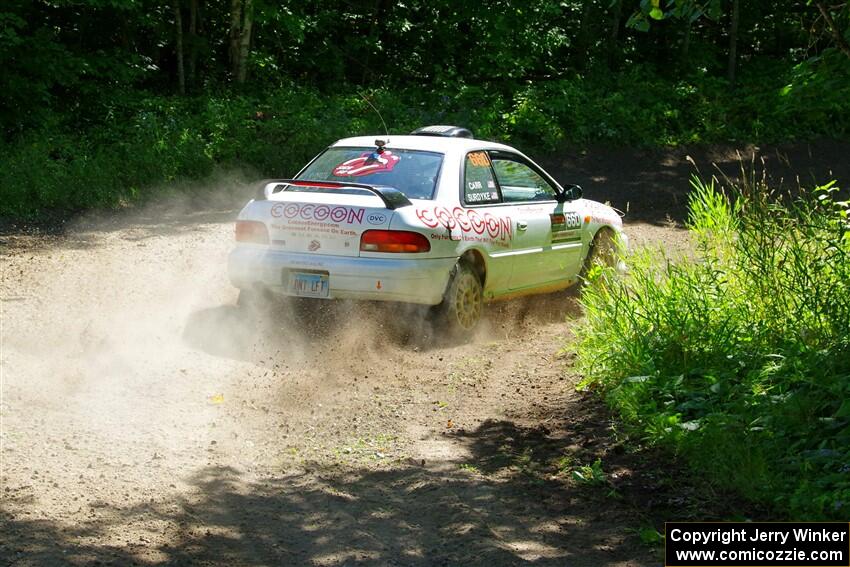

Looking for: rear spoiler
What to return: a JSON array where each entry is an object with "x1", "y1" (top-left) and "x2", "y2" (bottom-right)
[{"x1": 256, "y1": 179, "x2": 412, "y2": 210}]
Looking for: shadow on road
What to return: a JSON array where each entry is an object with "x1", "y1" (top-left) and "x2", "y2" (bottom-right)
[
  {"x1": 1, "y1": 402, "x2": 665, "y2": 566},
  {"x1": 1, "y1": 368, "x2": 765, "y2": 566},
  {"x1": 541, "y1": 140, "x2": 850, "y2": 225}
]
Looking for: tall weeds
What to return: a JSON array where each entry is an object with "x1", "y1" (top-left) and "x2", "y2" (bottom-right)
[{"x1": 577, "y1": 170, "x2": 850, "y2": 518}]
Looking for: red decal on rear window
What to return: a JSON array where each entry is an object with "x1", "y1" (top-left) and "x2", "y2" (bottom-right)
[{"x1": 332, "y1": 151, "x2": 401, "y2": 177}]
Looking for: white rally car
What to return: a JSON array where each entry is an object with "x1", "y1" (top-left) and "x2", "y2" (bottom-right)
[{"x1": 228, "y1": 125, "x2": 626, "y2": 332}]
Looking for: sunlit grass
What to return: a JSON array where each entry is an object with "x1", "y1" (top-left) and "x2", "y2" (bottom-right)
[{"x1": 577, "y1": 172, "x2": 850, "y2": 518}]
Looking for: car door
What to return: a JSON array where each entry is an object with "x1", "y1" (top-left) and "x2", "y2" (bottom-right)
[
  {"x1": 488, "y1": 151, "x2": 584, "y2": 290},
  {"x1": 458, "y1": 150, "x2": 514, "y2": 294}
]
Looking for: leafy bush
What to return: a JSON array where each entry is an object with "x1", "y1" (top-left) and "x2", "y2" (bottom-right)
[
  {"x1": 2, "y1": 53, "x2": 849, "y2": 219},
  {"x1": 0, "y1": 87, "x2": 419, "y2": 217},
  {"x1": 577, "y1": 173, "x2": 850, "y2": 518}
]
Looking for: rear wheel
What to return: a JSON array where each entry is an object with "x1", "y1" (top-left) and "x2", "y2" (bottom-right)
[{"x1": 435, "y1": 262, "x2": 483, "y2": 335}]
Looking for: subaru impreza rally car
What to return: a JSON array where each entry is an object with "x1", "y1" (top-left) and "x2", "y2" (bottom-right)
[{"x1": 229, "y1": 125, "x2": 626, "y2": 332}]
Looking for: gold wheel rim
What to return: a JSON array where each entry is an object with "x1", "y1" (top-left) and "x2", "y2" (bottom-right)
[{"x1": 454, "y1": 272, "x2": 482, "y2": 330}]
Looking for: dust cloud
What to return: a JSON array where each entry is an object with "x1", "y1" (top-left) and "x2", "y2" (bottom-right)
[
  {"x1": 2, "y1": 172, "x2": 415, "y2": 448},
  {"x1": 1, "y1": 171, "x2": 578, "y2": 437},
  {"x1": 0, "y1": 179, "x2": 401, "y2": 449},
  {"x1": 0, "y1": 173, "x2": 582, "y2": 562},
  {"x1": 0, "y1": 170, "x2": 638, "y2": 566}
]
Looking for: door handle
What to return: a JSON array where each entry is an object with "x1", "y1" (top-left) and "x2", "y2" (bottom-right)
[{"x1": 516, "y1": 220, "x2": 528, "y2": 231}]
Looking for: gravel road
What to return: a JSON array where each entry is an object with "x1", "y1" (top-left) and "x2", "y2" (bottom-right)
[{"x1": 2, "y1": 141, "x2": 844, "y2": 566}]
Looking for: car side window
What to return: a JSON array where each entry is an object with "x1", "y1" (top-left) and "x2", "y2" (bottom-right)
[
  {"x1": 463, "y1": 151, "x2": 501, "y2": 205},
  {"x1": 491, "y1": 155, "x2": 557, "y2": 203}
]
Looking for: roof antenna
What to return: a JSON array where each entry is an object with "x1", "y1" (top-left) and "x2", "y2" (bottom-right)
[{"x1": 358, "y1": 91, "x2": 389, "y2": 138}]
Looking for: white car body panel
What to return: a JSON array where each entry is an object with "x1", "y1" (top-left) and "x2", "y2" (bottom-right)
[{"x1": 228, "y1": 133, "x2": 627, "y2": 306}]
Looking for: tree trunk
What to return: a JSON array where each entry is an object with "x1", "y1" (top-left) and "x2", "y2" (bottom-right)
[
  {"x1": 229, "y1": 0, "x2": 243, "y2": 78},
  {"x1": 361, "y1": 0, "x2": 389, "y2": 83},
  {"x1": 815, "y1": 0, "x2": 850, "y2": 60},
  {"x1": 727, "y1": 0, "x2": 740, "y2": 84},
  {"x1": 173, "y1": 0, "x2": 185, "y2": 95},
  {"x1": 228, "y1": 0, "x2": 253, "y2": 84},
  {"x1": 607, "y1": 0, "x2": 622, "y2": 68},
  {"x1": 236, "y1": 0, "x2": 253, "y2": 84},
  {"x1": 188, "y1": 0, "x2": 198, "y2": 89}
]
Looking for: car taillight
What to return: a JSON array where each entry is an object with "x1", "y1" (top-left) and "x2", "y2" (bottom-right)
[
  {"x1": 235, "y1": 220, "x2": 269, "y2": 244},
  {"x1": 360, "y1": 230, "x2": 431, "y2": 253}
]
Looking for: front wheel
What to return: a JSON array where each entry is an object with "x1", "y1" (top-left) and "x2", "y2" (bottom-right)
[
  {"x1": 434, "y1": 262, "x2": 484, "y2": 335},
  {"x1": 579, "y1": 229, "x2": 625, "y2": 290},
  {"x1": 585, "y1": 229, "x2": 618, "y2": 270}
]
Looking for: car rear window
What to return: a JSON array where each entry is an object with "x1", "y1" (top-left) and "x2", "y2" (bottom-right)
[
  {"x1": 464, "y1": 151, "x2": 500, "y2": 205},
  {"x1": 295, "y1": 147, "x2": 443, "y2": 200}
]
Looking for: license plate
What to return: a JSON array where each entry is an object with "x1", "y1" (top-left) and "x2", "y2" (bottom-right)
[{"x1": 288, "y1": 272, "x2": 329, "y2": 298}]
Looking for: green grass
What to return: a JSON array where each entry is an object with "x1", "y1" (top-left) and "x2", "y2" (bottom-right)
[
  {"x1": 576, "y1": 173, "x2": 850, "y2": 519},
  {"x1": 570, "y1": 459, "x2": 607, "y2": 485}
]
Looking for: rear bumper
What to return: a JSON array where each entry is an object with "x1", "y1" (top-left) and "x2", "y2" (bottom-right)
[{"x1": 228, "y1": 246, "x2": 456, "y2": 305}]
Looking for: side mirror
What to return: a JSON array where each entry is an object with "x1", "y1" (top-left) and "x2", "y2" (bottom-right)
[{"x1": 557, "y1": 183, "x2": 583, "y2": 202}]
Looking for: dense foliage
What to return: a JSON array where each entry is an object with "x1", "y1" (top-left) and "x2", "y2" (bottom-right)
[
  {"x1": 577, "y1": 176, "x2": 850, "y2": 518},
  {"x1": 1, "y1": 0, "x2": 849, "y2": 217}
]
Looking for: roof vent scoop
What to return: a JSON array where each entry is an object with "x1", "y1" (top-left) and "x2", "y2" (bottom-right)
[{"x1": 410, "y1": 125, "x2": 474, "y2": 139}]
